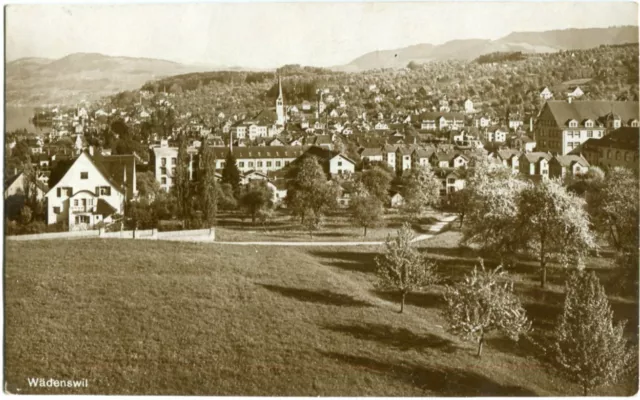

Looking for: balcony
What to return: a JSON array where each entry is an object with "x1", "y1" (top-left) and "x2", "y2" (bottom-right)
[{"x1": 71, "y1": 205, "x2": 94, "y2": 213}]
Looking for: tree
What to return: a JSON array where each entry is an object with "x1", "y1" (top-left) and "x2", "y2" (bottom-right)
[
  {"x1": 462, "y1": 159, "x2": 528, "y2": 258},
  {"x1": 447, "y1": 187, "x2": 470, "y2": 228},
  {"x1": 400, "y1": 164, "x2": 441, "y2": 219},
  {"x1": 216, "y1": 183, "x2": 238, "y2": 211},
  {"x1": 239, "y1": 181, "x2": 273, "y2": 225},
  {"x1": 552, "y1": 271, "x2": 634, "y2": 396},
  {"x1": 198, "y1": 145, "x2": 218, "y2": 227},
  {"x1": 375, "y1": 223, "x2": 438, "y2": 313},
  {"x1": 136, "y1": 171, "x2": 163, "y2": 203},
  {"x1": 221, "y1": 150, "x2": 241, "y2": 191},
  {"x1": 286, "y1": 157, "x2": 338, "y2": 226},
  {"x1": 443, "y1": 261, "x2": 531, "y2": 357},
  {"x1": 19, "y1": 205, "x2": 33, "y2": 225},
  {"x1": 588, "y1": 167, "x2": 639, "y2": 253},
  {"x1": 173, "y1": 138, "x2": 192, "y2": 223},
  {"x1": 350, "y1": 190, "x2": 385, "y2": 237},
  {"x1": 361, "y1": 166, "x2": 393, "y2": 204},
  {"x1": 517, "y1": 179, "x2": 596, "y2": 288}
]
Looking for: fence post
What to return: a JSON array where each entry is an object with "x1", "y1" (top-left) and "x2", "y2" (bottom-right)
[
  {"x1": 209, "y1": 227, "x2": 216, "y2": 241},
  {"x1": 151, "y1": 228, "x2": 158, "y2": 240},
  {"x1": 99, "y1": 227, "x2": 105, "y2": 237}
]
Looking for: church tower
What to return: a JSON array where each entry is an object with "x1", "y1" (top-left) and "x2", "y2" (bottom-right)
[{"x1": 276, "y1": 76, "x2": 285, "y2": 126}]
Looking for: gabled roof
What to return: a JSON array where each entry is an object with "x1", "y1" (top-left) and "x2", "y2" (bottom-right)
[
  {"x1": 553, "y1": 154, "x2": 590, "y2": 168},
  {"x1": 496, "y1": 149, "x2": 521, "y2": 161},
  {"x1": 544, "y1": 100, "x2": 639, "y2": 128},
  {"x1": 581, "y1": 127, "x2": 639, "y2": 151},
  {"x1": 360, "y1": 148, "x2": 383, "y2": 157},
  {"x1": 523, "y1": 152, "x2": 552, "y2": 163},
  {"x1": 96, "y1": 198, "x2": 117, "y2": 217},
  {"x1": 412, "y1": 148, "x2": 434, "y2": 158}
]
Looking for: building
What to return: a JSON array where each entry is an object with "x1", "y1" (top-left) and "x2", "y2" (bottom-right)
[
  {"x1": 360, "y1": 148, "x2": 384, "y2": 163},
  {"x1": 491, "y1": 149, "x2": 521, "y2": 174},
  {"x1": 5, "y1": 171, "x2": 47, "y2": 200},
  {"x1": 411, "y1": 148, "x2": 434, "y2": 168},
  {"x1": 395, "y1": 147, "x2": 413, "y2": 175},
  {"x1": 211, "y1": 146, "x2": 308, "y2": 175},
  {"x1": 276, "y1": 76, "x2": 285, "y2": 126},
  {"x1": 420, "y1": 112, "x2": 465, "y2": 131},
  {"x1": 534, "y1": 100, "x2": 639, "y2": 155},
  {"x1": 382, "y1": 144, "x2": 397, "y2": 171},
  {"x1": 578, "y1": 127, "x2": 639, "y2": 172},
  {"x1": 484, "y1": 127, "x2": 508, "y2": 143},
  {"x1": 540, "y1": 87, "x2": 554, "y2": 100},
  {"x1": 151, "y1": 143, "x2": 198, "y2": 191},
  {"x1": 434, "y1": 168, "x2": 466, "y2": 196},
  {"x1": 295, "y1": 146, "x2": 356, "y2": 176},
  {"x1": 45, "y1": 151, "x2": 135, "y2": 230},
  {"x1": 464, "y1": 99, "x2": 474, "y2": 113},
  {"x1": 567, "y1": 86, "x2": 584, "y2": 98},
  {"x1": 549, "y1": 154, "x2": 590, "y2": 179},
  {"x1": 519, "y1": 152, "x2": 552, "y2": 179}
]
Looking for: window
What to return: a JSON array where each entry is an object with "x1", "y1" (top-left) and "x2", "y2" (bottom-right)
[
  {"x1": 615, "y1": 151, "x2": 621, "y2": 160},
  {"x1": 447, "y1": 178, "x2": 456, "y2": 184},
  {"x1": 248, "y1": 162, "x2": 254, "y2": 168},
  {"x1": 53, "y1": 207, "x2": 60, "y2": 214},
  {"x1": 160, "y1": 167, "x2": 167, "y2": 175},
  {"x1": 276, "y1": 161, "x2": 281, "y2": 167},
  {"x1": 239, "y1": 162, "x2": 244, "y2": 168},
  {"x1": 171, "y1": 157, "x2": 177, "y2": 165},
  {"x1": 80, "y1": 172, "x2": 88, "y2": 179},
  {"x1": 338, "y1": 161, "x2": 342, "y2": 166},
  {"x1": 587, "y1": 131, "x2": 593, "y2": 138},
  {"x1": 569, "y1": 121, "x2": 577, "y2": 128},
  {"x1": 74, "y1": 199, "x2": 79, "y2": 206},
  {"x1": 171, "y1": 167, "x2": 176, "y2": 176},
  {"x1": 88, "y1": 199, "x2": 93, "y2": 206},
  {"x1": 57, "y1": 188, "x2": 61, "y2": 197},
  {"x1": 161, "y1": 177, "x2": 167, "y2": 185},
  {"x1": 257, "y1": 161, "x2": 263, "y2": 167},
  {"x1": 266, "y1": 161, "x2": 272, "y2": 167},
  {"x1": 161, "y1": 158, "x2": 167, "y2": 166},
  {"x1": 632, "y1": 120, "x2": 639, "y2": 128},
  {"x1": 285, "y1": 161, "x2": 290, "y2": 166},
  {"x1": 585, "y1": 121, "x2": 593, "y2": 128},
  {"x1": 100, "y1": 187, "x2": 111, "y2": 196},
  {"x1": 220, "y1": 162, "x2": 225, "y2": 168},
  {"x1": 66, "y1": 188, "x2": 72, "y2": 196}
]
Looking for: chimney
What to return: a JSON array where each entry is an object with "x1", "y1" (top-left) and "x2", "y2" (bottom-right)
[{"x1": 89, "y1": 146, "x2": 94, "y2": 156}]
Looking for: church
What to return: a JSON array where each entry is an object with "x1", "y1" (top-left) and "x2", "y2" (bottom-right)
[{"x1": 230, "y1": 76, "x2": 286, "y2": 142}]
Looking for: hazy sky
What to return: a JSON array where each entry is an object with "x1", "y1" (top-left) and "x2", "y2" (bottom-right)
[{"x1": 5, "y1": 1, "x2": 639, "y2": 68}]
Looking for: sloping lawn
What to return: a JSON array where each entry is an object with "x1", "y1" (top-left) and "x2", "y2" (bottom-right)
[{"x1": 4, "y1": 239, "x2": 637, "y2": 395}]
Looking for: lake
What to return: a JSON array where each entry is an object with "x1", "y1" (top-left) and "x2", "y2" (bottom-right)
[{"x1": 5, "y1": 106, "x2": 49, "y2": 134}]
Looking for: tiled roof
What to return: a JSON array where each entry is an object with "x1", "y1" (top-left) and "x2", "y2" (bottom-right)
[
  {"x1": 553, "y1": 155, "x2": 590, "y2": 168},
  {"x1": 523, "y1": 152, "x2": 552, "y2": 163},
  {"x1": 544, "y1": 101, "x2": 639, "y2": 128},
  {"x1": 496, "y1": 149, "x2": 521, "y2": 160},
  {"x1": 360, "y1": 148, "x2": 383, "y2": 157},
  {"x1": 581, "y1": 127, "x2": 639, "y2": 151},
  {"x1": 211, "y1": 146, "x2": 309, "y2": 160}
]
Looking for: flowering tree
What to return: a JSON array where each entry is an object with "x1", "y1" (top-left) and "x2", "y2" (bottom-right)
[
  {"x1": 553, "y1": 271, "x2": 634, "y2": 396},
  {"x1": 400, "y1": 164, "x2": 441, "y2": 219},
  {"x1": 517, "y1": 179, "x2": 596, "y2": 288},
  {"x1": 462, "y1": 158, "x2": 529, "y2": 257},
  {"x1": 375, "y1": 223, "x2": 438, "y2": 313},
  {"x1": 443, "y1": 261, "x2": 531, "y2": 357}
]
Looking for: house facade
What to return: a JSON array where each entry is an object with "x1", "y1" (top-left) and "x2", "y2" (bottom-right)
[{"x1": 45, "y1": 152, "x2": 135, "y2": 230}]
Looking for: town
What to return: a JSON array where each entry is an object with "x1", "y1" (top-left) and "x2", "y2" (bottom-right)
[{"x1": 4, "y1": 5, "x2": 639, "y2": 396}]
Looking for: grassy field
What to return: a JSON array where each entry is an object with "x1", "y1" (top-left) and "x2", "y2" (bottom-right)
[
  {"x1": 5, "y1": 236, "x2": 638, "y2": 395},
  {"x1": 214, "y1": 210, "x2": 439, "y2": 242}
]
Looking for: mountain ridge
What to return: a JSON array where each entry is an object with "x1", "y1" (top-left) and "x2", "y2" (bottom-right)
[{"x1": 336, "y1": 25, "x2": 639, "y2": 71}]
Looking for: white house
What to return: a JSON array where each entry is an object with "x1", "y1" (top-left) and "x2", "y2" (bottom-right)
[
  {"x1": 329, "y1": 154, "x2": 355, "y2": 175},
  {"x1": 464, "y1": 99, "x2": 474, "y2": 113},
  {"x1": 540, "y1": 87, "x2": 554, "y2": 100},
  {"x1": 45, "y1": 151, "x2": 135, "y2": 230}
]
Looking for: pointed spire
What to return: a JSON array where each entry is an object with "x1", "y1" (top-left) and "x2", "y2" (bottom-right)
[{"x1": 278, "y1": 75, "x2": 283, "y2": 99}]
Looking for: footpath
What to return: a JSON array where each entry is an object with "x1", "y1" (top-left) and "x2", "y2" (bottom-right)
[{"x1": 212, "y1": 214, "x2": 458, "y2": 247}]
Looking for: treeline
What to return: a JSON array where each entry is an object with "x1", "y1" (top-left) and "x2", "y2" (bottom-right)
[
  {"x1": 141, "y1": 71, "x2": 277, "y2": 93},
  {"x1": 475, "y1": 51, "x2": 527, "y2": 64}
]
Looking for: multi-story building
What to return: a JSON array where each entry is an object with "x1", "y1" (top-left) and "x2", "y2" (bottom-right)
[
  {"x1": 420, "y1": 112, "x2": 465, "y2": 131},
  {"x1": 578, "y1": 127, "x2": 639, "y2": 172},
  {"x1": 211, "y1": 146, "x2": 308, "y2": 175},
  {"x1": 534, "y1": 100, "x2": 639, "y2": 155},
  {"x1": 519, "y1": 152, "x2": 552, "y2": 179},
  {"x1": 45, "y1": 150, "x2": 136, "y2": 230},
  {"x1": 548, "y1": 155, "x2": 590, "y2": 179},
  {"x1": 150, "y1": 143, "x2": 198, "y2": 192}
]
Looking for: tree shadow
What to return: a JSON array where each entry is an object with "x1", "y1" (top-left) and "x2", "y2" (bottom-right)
[
  {"x1": 258, "y1": 284, "x2": 372, "y2": 307},
  {"x1": 323, "y1": 321, "x2": 459, "y2": 353},
  {"x1": 308, "y1": 250, "x2": 379, "y2": 274},
  {"x1": 372, "y1": 289, "x2": 447, "y2": 310},
  {"x1": 318, "y1": 351, "x2": 538, "y2": 396}
]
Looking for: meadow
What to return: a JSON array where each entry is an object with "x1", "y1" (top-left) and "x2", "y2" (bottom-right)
[{"x1": 4, "y1": 231, "x2": 638, "y2": 395}]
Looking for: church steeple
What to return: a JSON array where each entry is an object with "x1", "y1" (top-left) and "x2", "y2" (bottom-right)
[{"x1": 276, "y1": 75, "x2": 285, "y2": 126}]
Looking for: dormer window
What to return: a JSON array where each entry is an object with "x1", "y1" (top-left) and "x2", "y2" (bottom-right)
[
  {"x1": 631, "y1": 120, "x2": 639, "y2": 127},
  {"x1": 585, "y1": 120, "x2": 594, "y2": 128},
  {"x1": 568, "y1": 120, "x2": 578, "y2": 128}
]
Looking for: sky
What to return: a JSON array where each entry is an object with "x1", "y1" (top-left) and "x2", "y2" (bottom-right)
[{"x1": 5, "y1": 1, "x2": 639, "y2": 68}]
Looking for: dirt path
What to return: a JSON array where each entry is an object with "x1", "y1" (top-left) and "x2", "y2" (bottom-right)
[{"x1": 210, "y1": 214, "x2": 458, "y2": 246}]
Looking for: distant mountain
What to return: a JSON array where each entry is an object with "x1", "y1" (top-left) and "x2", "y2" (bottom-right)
[
  {"x1": 5, "y1": 53, "x2": 209, "y2": 106},
  {"x1": 336, "y1": 25, "x2": 639, "y2": 71}
]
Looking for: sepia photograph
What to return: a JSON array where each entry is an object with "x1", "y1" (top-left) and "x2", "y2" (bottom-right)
[{"x1": 3, "y1": 0, "x2": 639, "y2": 396}]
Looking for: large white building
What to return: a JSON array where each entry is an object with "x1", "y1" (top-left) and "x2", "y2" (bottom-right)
[
  {"x1": 211, "y1": 146, "x2": 308, "y2": 174},
  {"x1": 151, "y1": 142, "x2": 198, "y2": 192}
]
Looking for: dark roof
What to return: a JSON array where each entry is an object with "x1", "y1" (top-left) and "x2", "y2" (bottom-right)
[
  {"x1": 523, "y1": 152, "x2": 552, "y2": 163},
  {"x1": 92, "y1": 153, "x2": 136, "y2": 199},
  {"x1": 582, "y1": 127, "x2": 639, "y2": 151},
  {"x1": 496, "y1": 149, "x2": 521, "y2": 160},
  {"x1": 553, "y1": 155, "x2": 590, "y2": 168},
  {"x1": 96, "y1": 198, "x2": 117, "y2": 217},
  {"x1": 544, "y1": 101, "x2": 639, "y2": 128},
  {"x1": 211, "y1": 146, "x2": 309, "y2": 160},
  {"x1": 419, "y1": 111, "x2": 465, "y2": 120}
]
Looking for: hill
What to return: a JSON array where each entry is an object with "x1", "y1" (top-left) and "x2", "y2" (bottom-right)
[
  {"x1": 5, "y1": 53, "x2": 210, "y2": 106},
  {"x1": 5, "y1": 239, "x2": 636, "y2": 395},
  {"x1": 337, "y1": 25, "x2": 639, "y2": 71}
]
